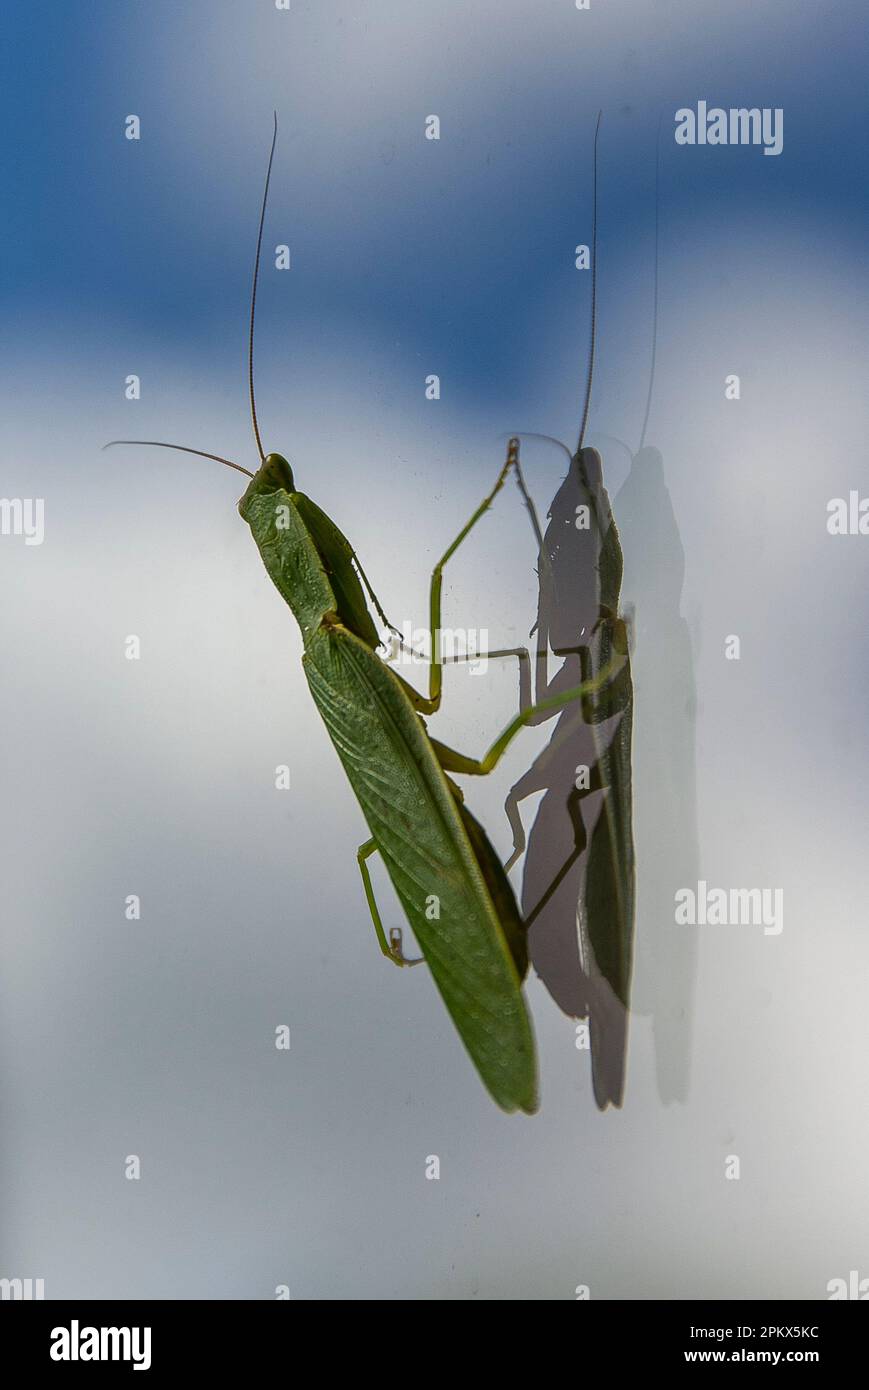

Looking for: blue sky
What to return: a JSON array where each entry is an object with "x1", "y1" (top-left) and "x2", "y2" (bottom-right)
[{"x1": 3, "y1": 1, "x2": 867, "y2": 444}]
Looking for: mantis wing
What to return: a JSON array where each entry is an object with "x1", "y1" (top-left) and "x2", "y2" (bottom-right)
[{"x1": 303, "y1": 622, "x2": 538, "y2": 1114}]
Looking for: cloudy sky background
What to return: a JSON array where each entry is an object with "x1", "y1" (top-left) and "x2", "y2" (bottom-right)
[{"x1": 1, "y1": 1, "x2": 868, "y2": 1297}]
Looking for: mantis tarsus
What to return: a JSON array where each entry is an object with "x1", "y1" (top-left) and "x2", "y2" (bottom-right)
[{"x1": 105, "y1": 114, "x2": 627, "y2": 1113}]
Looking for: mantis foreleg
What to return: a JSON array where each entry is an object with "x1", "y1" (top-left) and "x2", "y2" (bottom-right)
[{"x1": 397, "y1": 443, "x2": 520, "y2": 716}]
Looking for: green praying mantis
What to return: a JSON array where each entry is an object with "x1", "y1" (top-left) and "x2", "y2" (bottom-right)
[{"x1": 106, "y1": 115, "x2": 627, "y2": 1113}]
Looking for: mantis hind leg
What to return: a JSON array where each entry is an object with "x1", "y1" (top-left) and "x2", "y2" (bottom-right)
[{"x1": 356, "y1": 838, "x2": 424, "y2": 968}]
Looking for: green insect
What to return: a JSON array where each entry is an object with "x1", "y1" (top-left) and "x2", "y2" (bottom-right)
[{"x1": 106, "y1": 117, "x2": 624, "y2": 1113}]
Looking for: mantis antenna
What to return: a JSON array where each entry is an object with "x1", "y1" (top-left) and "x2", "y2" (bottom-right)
[
  {"x1": 505, "y1": 111, "x2": 603, "y2": 488},
  {"x1": 101, "y1": 440, "x2": 254, "y2": 478},
  {"x1": 576, "y1": 109, "x2": 602, "y2": 456},
  {"x1": 104, "y1": 115, "x2": 281, "y2": 480},
  {"x1": 249, "y1": 111, "x2": 278, "y2": 463},
  {"x1": 638, "y1": 109, "x2": 663, "y2": 453},
  {"x1": 501, "y1": 431, "x2": 574, "y2": 465}
]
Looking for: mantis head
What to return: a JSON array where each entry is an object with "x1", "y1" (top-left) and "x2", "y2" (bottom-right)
[
  {"x1": 238, "y1": 451, "x2": 296, "y2": 521},
  {"x1": 256, "y1": 453, "x2": 295, "y2": 493}
]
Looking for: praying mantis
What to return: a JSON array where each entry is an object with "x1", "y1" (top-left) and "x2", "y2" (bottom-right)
[{"x1": 105, "y1": 115, "x2": 627, "y2": 1113}]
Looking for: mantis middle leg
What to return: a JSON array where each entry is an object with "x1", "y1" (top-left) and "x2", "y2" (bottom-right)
[{"x1": 356, "y1": 838, "x2": 424, "y2": 968}]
